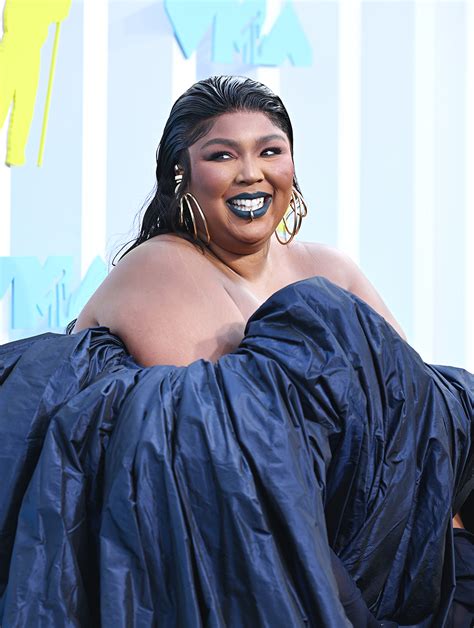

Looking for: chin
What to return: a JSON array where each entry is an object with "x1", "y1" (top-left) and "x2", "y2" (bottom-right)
[{"x1": 230, "y1": 228, "x2": 275, "y2": 251}]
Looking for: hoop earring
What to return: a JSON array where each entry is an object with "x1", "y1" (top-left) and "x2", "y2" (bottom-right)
[
  {"x1": 275, "y1": 187, "x2": 308, "y2": 245},
  {"x1": 174, "y1": 165, "x2": 211, "y2": 245},
  {"x1": 179, "y1": 193, "x2": 211, "y2": 244}
]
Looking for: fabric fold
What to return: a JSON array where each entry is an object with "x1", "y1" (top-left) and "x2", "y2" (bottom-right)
[{"x1": 0, "y1": 277, "x2": 472, "y2": 627}]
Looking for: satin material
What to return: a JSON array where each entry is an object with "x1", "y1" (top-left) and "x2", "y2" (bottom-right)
[{"x1": 0, "y1": 277, "x2": 472, "y2": 627}]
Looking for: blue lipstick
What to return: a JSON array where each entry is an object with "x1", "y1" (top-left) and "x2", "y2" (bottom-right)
[{"x1": 225, "y1": 193, "x2": 272, "y2": 220}]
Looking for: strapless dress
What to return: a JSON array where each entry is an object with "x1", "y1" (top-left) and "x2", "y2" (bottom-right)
[{"x1": 0, "y1": 277, "x2": 472, "y2": 627}]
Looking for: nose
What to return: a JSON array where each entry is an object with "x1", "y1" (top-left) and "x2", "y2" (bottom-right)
[{"x1": 235, "y1": 156, "x2": 264, "y2": 185}]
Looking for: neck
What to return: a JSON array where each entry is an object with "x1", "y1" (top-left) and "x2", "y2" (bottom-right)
[{"x1": 206, "y1": 238, "x2": 276, "y2": 284}]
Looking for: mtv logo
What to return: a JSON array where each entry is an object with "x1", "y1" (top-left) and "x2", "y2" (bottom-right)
[
  {"x1": 0, "y1": 256, "x2": 106, "y2": 331},
  {"x1": 165, "y1": 0, "x2": 312, "y2": 67}
]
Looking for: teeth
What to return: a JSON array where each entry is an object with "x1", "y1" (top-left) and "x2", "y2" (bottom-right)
[{"x1": 229, "y1": 197, "x2": 266, "y2": 211}]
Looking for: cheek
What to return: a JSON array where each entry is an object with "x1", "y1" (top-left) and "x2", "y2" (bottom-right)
[
  {"x1": 269, "y1": 159, "x2": 295, "y2": 189},
  {"x1": 190, "y1": 163, "x2": 231, "y2": 197}
]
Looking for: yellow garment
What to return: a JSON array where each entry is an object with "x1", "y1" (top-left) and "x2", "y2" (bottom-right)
[{"x1": 0, "y1": 0, "x2": 71, "y2": 166}]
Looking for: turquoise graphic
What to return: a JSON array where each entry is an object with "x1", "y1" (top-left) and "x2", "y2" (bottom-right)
[
  {"x1": 164, "y1": 0, "x2": 312, "y2": 66},
  {"x1": 0, "y1": 256, "x2": 107, "y2": 330}
]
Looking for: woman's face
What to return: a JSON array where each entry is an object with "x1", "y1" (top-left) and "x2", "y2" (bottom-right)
[{"x1": 186, "y1": 111, "x2": 294, "y2": 253}]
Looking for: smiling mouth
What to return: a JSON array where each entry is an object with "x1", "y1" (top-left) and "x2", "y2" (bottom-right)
[{"x1": 225, "y1": 194, "x2": 272, "y2": 218}]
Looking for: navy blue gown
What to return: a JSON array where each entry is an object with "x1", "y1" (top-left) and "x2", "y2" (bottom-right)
[{"x1": 0, "y1": 278, "x2": 472, "y2": 627}]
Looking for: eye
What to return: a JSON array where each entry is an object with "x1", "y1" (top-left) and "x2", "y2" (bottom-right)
[
  {"x1": 261, "y1": 147, "x2": 283, "y2": 157},
  {"x1": 207, "y1": 151, "x2": 233, "y2": 161}
]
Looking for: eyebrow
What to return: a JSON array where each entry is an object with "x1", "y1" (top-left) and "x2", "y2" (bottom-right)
[{"x1": 200, "y1": 134, "x2": 287, "y2": 151}]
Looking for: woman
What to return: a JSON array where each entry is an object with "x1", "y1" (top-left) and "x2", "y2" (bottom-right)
[
  {"x1": 72, "y1": 74, "x2": 413, "y2": 624},
  {"x1": 70, "y1": 75, "x2": 471, "y2": 624},
  {"x1": 0, "y1": 76, "x2": 472, "y2": 627},
  {"x1": 71, "y1": 76, "x2": 405, "y2": 366}
]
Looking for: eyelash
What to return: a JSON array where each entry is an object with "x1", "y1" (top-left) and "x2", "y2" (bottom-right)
[
  {"x1": 262, "y1": 147, "x2": 282, "y2": 156},
  {"x1": 208, "y1": 147, "x2": 283, "y2": 161}
]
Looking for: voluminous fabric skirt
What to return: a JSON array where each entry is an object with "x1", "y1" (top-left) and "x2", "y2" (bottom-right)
[{"x1": 0, "y1": 277, "x2": 472, "y2": 627}]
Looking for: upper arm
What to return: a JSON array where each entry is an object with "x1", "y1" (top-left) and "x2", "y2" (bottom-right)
[{"x1": 75, "y1": 241, "x2": 244, "y2": 366}]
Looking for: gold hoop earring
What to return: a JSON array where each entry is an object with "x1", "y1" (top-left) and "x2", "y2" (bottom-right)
[
  {"x1": 179, "y1": 193, "x2": 211, "y2": 245},
  {"x1": 275, "y1": 187, "x2": 308, "y2": 245},
  {"x1": 174, "y1": 165, "x2": 211, "y2": 245}
]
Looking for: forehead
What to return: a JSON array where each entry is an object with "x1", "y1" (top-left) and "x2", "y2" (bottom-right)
[{"x1": 194, "y1": 111, "x2": 289, "y2": 145}]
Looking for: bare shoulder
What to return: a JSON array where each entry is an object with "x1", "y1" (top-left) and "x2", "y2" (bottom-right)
[
  {"x1": 98, "y1": 235, "x2": 212, "y2": 300},
  {"x1": 296, "y1": 241, "x2": 407, "y2": 339},
  {"x1": 293, "y1": 241, "x2": 354, "y2": 289},
  {"x1": 76, "y1": 236, "x2": 205, "y2": 319},
  {"x1": 74, "y1": 236, "x2": 243, "y2": 365}
]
